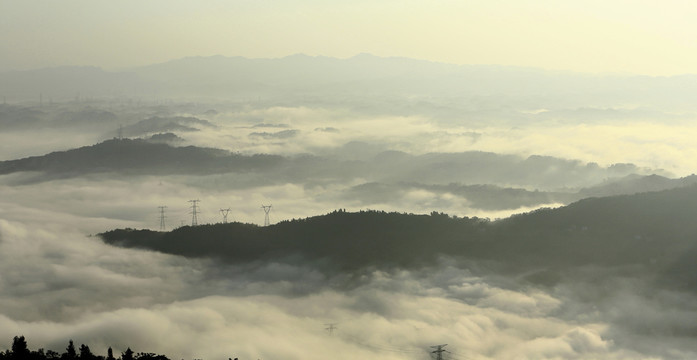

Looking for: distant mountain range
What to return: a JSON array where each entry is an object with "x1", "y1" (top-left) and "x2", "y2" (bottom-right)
[
  {"x1": 100, "y1": 185, "x2": 697, "y2": 293},
  {"x1": 2, "y1": 54, "x2": 697, "y2": 112}
]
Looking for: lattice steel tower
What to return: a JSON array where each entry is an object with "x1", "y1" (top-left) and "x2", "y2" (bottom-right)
[
  {"x1": 324, "y1": 323, "x2": 338, "y2": 336},
  {"x1": 261, "y1": 204, "x2": 272, "y2": 226},
  {"x1": 430, "y1": 344, "x2": 448, "y2": 360},
  {"x1": 189, "y1": 199, "x2": 200, "y2": 226},
  {"x1": 220, "y1": 208, "x2": 231, "y2": 224},
  {"x1": 158, "y1": 206, "x2": 167, "y2": 231}
]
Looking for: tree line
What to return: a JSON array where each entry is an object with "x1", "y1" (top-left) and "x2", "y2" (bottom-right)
[{"x1": 0, "y1": 336, "x2": 169, "y2": 360}]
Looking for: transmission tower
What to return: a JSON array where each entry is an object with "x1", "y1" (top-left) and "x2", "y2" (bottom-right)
[
  {"x1": 189, "y1": 199, "x2": 200, "y2": 226},
  {"x1": 324, "y1": 323, "x2": 338, "y2": 336},
  {"x1": 261, "y1": 204, "x2": 272, "y2": 226},
  {"x1": 220, "y1": 208, "x2": 231, "y2": 223},
  {"x1": 158, "y1": 206, "x2": 167, "y2": 231},
  {"x1": 430, "y1": 344, "x2": 448, "y2": 360}
]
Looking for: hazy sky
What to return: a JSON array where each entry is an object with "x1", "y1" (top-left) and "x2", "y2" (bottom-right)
[{"x1": 2, "y1": 0, "x2": 697, "y2": 75}]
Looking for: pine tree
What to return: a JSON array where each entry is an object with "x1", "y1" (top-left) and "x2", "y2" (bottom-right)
[
  {"x1": 63, "y1": 340, "x2": 77, "y2": 360},
  {"x1": 121, "y1": 348, "x2": 133, "y2": 360}
]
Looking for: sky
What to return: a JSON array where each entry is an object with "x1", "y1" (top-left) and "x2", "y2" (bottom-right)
[{"x1": 2, "y1": 0, "x2": 697, "y2": 75}]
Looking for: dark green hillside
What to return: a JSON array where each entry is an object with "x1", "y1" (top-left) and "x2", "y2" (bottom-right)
[
  {"x1": 101, "y1": 210, "x2": 488, "y2": 271},
  {"x1": 499, "y1": 185, "x2": 697, "y2": 265},
  {"x1": 100, "y1": 185, "x2": 697, "y2": 290}
]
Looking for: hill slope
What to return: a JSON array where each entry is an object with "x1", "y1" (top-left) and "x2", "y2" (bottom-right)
[
  {"x1": 0, "y1": 138, "x2": 283, "y2": 176},
  {"x1": 100, "y1": 185, "x2": 697, "y2": 290}
]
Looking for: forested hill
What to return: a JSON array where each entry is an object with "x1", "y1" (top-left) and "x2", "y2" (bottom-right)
[
  {"x1": 0, "y1": 138, "x2": 284, "y2": 176},
  {"x1": 3, "y1": 137, "x2": 695, "y2": 211},
  {"x1": 100, "y1": 185, "x2": 697, "y2": 290}
]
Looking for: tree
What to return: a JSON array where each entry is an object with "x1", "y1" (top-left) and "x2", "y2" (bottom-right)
[
  {"x1": 34, "y1": 349, "x2": 46, "y2": 360},
  {"x1": 11, "y1": 336, "x2": 29, "y2": 359},
  {"x1": 78, "y1": 345, "x2": 93, "y2": 360},
  {"x1": 121, "y1": 348, "x2": 133, "y2": 360},
  {"x1": 63, "y1": 340, "x2": 76, "y2": 360},
  {"x1": 133, "y1": 353, "x2": 169, "y2": 360},
  {"x1": 106, "y1": 348, "x2": 114, "y2": 360}
]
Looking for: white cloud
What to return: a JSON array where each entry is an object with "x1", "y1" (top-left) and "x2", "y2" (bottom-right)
[
  {"x1": 1, "y1": 217, "x2": 695, "y2": 359},
  {"x1": 2, "y1": 102, "x2": 697, "y2": 360}
]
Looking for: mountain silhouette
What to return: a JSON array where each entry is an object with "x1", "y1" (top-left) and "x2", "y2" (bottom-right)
[
  {"x1": 1, "y1": 138, "x2": 690, "y2": 210},
  {"x1": 0, "y1": 138, "x2": 283, "y2": 177},
  {"x1": 100, "y1": 185, "x2": 697, "y2": 291},
  {"x1": 3, "y1": 54, "x2": 697, "y2": 111}
]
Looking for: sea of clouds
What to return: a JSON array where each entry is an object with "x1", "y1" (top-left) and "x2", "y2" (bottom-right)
[{"x1": 2, "y1": 103, "x2": 697, "y2": 359}]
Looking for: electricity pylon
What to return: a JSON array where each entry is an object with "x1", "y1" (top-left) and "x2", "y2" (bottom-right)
[
  {"x1": 158, "y1": 206, "x2": 167, "y2": 231},
  {"x1": 189, "y1": 199, "x2": 200, "y2": 226},
  {"x1": 261, "y1": 204, "x2": 272, "y2": 226},
  {"x1": 430, "y1": 344, "x2": 448, "y2": 360},
  {"x1": 220, "y1": 208, "x2": 231, "y2": 223},
  {"x1": 325, "y1": 323, "x2": 338, "y2": 336}
]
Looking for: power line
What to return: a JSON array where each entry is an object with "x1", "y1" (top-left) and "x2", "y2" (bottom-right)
[
  {"x1": 445, "y1": 351, "x2": 471, "y2": 360},
  {"x1": 189, "y1": 199, "x2": 200, "y2": 226},
  {"x1": 158, "y1": 206, "x2": 167, "y2": 231},
  {"x1": 338, "y1": 333, "x2": 421, "y2": 355}
]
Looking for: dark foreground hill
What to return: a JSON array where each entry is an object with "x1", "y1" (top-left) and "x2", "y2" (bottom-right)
[{"x1": 100, "y1": 185, "x2": 697, "y2": 292}]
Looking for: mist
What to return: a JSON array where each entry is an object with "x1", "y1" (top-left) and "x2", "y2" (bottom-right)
[
  {"x1": 4, "y1": 217, "x2": 695, "y2": 360},
  {"x1": 2, "y1": 55, "x2": 697, "y2": 360}
]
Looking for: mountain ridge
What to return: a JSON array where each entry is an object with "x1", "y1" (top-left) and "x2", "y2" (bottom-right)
[
  {"x1": 99, "y1": 185, "x2": 697, "y2": 291},
  {"x1": 1, "y1": 138, "x2": 692, "y2": 211},
  {"x1": 3, "y1": 54, "x2": 697, "y2": 107}
]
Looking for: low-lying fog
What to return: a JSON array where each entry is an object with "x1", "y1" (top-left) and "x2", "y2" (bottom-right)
[
  {"x1": 2, "y1": 96, "x2": 697, "y2": 359},
  {"x1": 2, "y1": 217, "x2": 696, "y2": 360}
]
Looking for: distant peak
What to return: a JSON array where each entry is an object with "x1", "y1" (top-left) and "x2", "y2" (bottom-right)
[
  {"x1": 350, "y1": 53, "x2": 378, "y2": 59},
  {"x1": 281, "y1": 53, "x2": 337, "y2": 62},
  {"x1": 284, "y1": 53, "x2": 312, "y2": 59}
]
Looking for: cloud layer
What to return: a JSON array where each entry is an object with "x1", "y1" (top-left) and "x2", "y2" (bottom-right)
[
  {"x1": 2, "y1": 98, "x2": 697, "y2": 359},
  {"x1": 2, "y1": 216, "x2": 697, "y2": 359}
]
